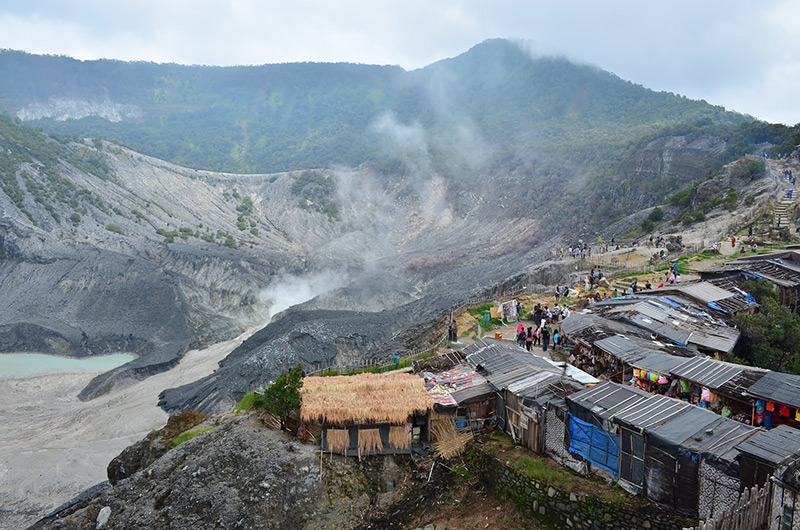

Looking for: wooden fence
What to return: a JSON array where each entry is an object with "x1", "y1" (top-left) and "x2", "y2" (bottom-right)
[{"x1": 696, "y1": 481, "x2": 771, "y2": 530}]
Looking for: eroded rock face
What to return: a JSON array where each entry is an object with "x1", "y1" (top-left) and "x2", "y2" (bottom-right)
[
  {"x1": 37, "y1": 417, "x2": 415, "y2": 530},
  {"x1": 106, "y1": 411, "x2": 207, "y2": 485}
]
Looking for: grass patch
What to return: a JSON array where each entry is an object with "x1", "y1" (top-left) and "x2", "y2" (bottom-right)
[
  {"x1": 452, "y1": 465, "x2": 472, "y2": 478},
  {"x1": 594, "y1": 483, "x2": 630, "y2": 504},
  {"x1": 235, "y1": 391, "x2": 256, "y2": 412},
  {"x1": 489, "y1": 430, "x2": 516, "y2": 449},
  {"x1": 105, "y1": 223, "x2": 125, "y2": 235},
  {"x1": 480, "y1": 317, "x2": 504, "y2": 332},
  {"x1": 467, "y1": 303, "x2": 494, "y2": 317},
  {"x1": 507, "y1": 454, "x2": 576, "y2": 492},
  {"x1": 171, "y1": 426, "x2": 215, "y2": 448}
]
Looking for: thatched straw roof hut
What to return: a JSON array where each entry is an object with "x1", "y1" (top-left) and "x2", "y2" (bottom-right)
[{"x1": 300, "y1": 372, "x2": 433, "y2": 426}]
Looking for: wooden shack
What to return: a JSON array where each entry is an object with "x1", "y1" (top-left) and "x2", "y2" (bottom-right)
[{"x1": 300, "y1": 373, "x2": 433, "y2": 458}]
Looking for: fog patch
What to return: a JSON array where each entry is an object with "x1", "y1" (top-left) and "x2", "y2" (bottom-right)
[
  {"x1": 258, "y1": 270, "x2": 348, "y2": 321},
  {"x1": 16, "y1": 97, "x2": 143, "y2": 122}
]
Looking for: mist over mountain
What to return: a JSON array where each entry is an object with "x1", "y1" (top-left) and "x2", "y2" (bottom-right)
[
  {"x1": 1, "y1": 39, "x2": 747, "y2": 174},
  {"x1": 1, "y1": 38, "x2": 798, "y2": 411}
]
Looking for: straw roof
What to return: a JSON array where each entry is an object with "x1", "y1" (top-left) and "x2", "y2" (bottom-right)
[{"x1": 300, "y1": 372, "x2": 433, "y2": 425}]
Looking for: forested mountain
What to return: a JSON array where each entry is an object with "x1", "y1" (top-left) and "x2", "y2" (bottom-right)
[{"x1": 0, "y1": 39, "x2": 754, "y2": 174}]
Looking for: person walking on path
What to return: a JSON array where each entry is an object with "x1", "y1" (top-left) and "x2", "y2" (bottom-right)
[
  {"x1": 517, "y1": 327, "x2": 527, "y2": 348},
  {"x1": 541, "y1": 325, "x2": 550, "y2": 352},
  {"x1": 525, "y1": 327, "x2": 533, "y2": 351}
]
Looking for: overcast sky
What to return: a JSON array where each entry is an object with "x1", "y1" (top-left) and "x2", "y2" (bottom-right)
[{"x1": 1, "y1": 1, "x2": 798, "y2": 125}]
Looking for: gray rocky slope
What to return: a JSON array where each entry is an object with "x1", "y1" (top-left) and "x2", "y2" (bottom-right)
[
  {"x1": 0, "y1": 124, "x2": 734, "y2": 409},
  {"x1": 31, "y1": 415, "x2": 419, "y2": 530}
]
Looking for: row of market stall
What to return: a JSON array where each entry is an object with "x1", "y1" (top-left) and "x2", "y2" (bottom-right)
[
  {"x1": 293, "y1": 331, "x2": 800, "y2": 526},
  {"x1": 419, "y1": 338, "x2": 800, "y2": 522},
  {"x1": 561, "y1": 293, "x2": 800, "y2": 431},
  {"x1": 426, "y1": 339, "x2": 800, "y2": 518}
]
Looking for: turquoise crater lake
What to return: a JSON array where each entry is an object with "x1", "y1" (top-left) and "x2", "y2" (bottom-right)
[{"x1": 0, "y1": 353, "x2": 136, "y2": 380}]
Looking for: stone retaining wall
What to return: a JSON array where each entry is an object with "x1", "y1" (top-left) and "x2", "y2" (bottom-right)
[{"x1": 479, "y1": 453, "x2": 693, "y2": 530}]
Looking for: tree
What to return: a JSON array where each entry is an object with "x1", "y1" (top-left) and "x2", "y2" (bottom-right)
[
  {"x1": 733, "y1": 282, "x2": 800, "y2": 375},
  {"x1": 647, "y1": 207, "x2": 664, "y2": 222},
  {"x1": 253, "y1": 364, "x2": 304, "y2": 430}
]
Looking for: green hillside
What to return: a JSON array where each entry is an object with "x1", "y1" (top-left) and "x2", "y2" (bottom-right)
[{"x1": 0, "y1": 39, "x2": 756, "y2": 175}]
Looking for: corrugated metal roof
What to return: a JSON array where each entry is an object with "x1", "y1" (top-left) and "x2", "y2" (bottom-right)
[
  {"x1": 519, "y1": 378, "x2": 583, "y2": 401},
  {"x1": 735, "y1": 425, "x2": 800, "y2": 465},
  {"x1": 680, "y1": 417, "x2": 757, "y2": 463},
  {"x1": 450, "y1": 382, "x2": 495, "y2": 405},
  {"x1": 670, "y1": 357, "x2": 744, "y2": 389},
  {"x1": 705, "y1": 260, "x2": 800, "y2": 288},
  {"x1": 747, "y1": 371, "x2": 800, "y2": 408},
  {"x1": 630, "y1": 301, "x2": 670, "y2": 322},
  {"x1": 575, "y1": 384, "x2": 757, "y2": 460},
  {"x1": 628, "y1": 313, "x2": 692, "y2": 345},
  {"x1": 654, "y1": 282, "x2": 737, "y2": 303},
  {"x1": 486, "y1": 365, "x2": 552, "y2": 390},
  {"x1": 595, "y1": 335, "x2": 665, "y2": 365},
  {"x1": 567, "y1": 381, "x2": 650, "y2": 421},
  {"x1": 552, "y1": 362, "x2": 600, "y2": 385},
  {"x1": 636, "y1": 353, "x2": 690, "y2": 375},
  {"x1": 561, "y1": 313, "x2": 598, "y2": 335},
  {"x1": 687, "y1": 326, "x2": 740, "y2": 354},
  {"x1": 507, "y1": 371, "x2": 559, "y2": 394}
]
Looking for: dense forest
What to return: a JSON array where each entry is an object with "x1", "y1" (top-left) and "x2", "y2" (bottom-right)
[{"x1": 3, "y1": 39, "x2": 790, "y2": 176}]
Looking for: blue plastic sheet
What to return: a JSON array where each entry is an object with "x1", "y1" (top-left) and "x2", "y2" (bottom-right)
[{"x1": 568, "y1": 414, "x2": 619, "y2": 476}]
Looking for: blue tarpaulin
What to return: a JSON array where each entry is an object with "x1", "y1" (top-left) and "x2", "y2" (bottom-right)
[{"x1": 568, "y1": 414, "x2": 620, "y2": 476}]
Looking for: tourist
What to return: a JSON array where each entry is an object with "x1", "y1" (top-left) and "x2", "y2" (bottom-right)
[
  {"x1": 525, "y1": 327, "x2": 533, "y2": 351},
  {"x1": 541, "y1": 325, "x2": 550, "y2": 352}
]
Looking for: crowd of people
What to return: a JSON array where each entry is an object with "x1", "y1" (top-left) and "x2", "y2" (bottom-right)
[{"x1": 514, "y1": 302, "x2": 569, "y2": 354}]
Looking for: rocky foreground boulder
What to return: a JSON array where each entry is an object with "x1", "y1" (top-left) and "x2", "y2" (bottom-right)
[
  {"x1": 106, "y1": 411, "x2": 207, "y2": 485},
  {"x1": 33, "y1": 416, "x2": 417, "y2": 530}
]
